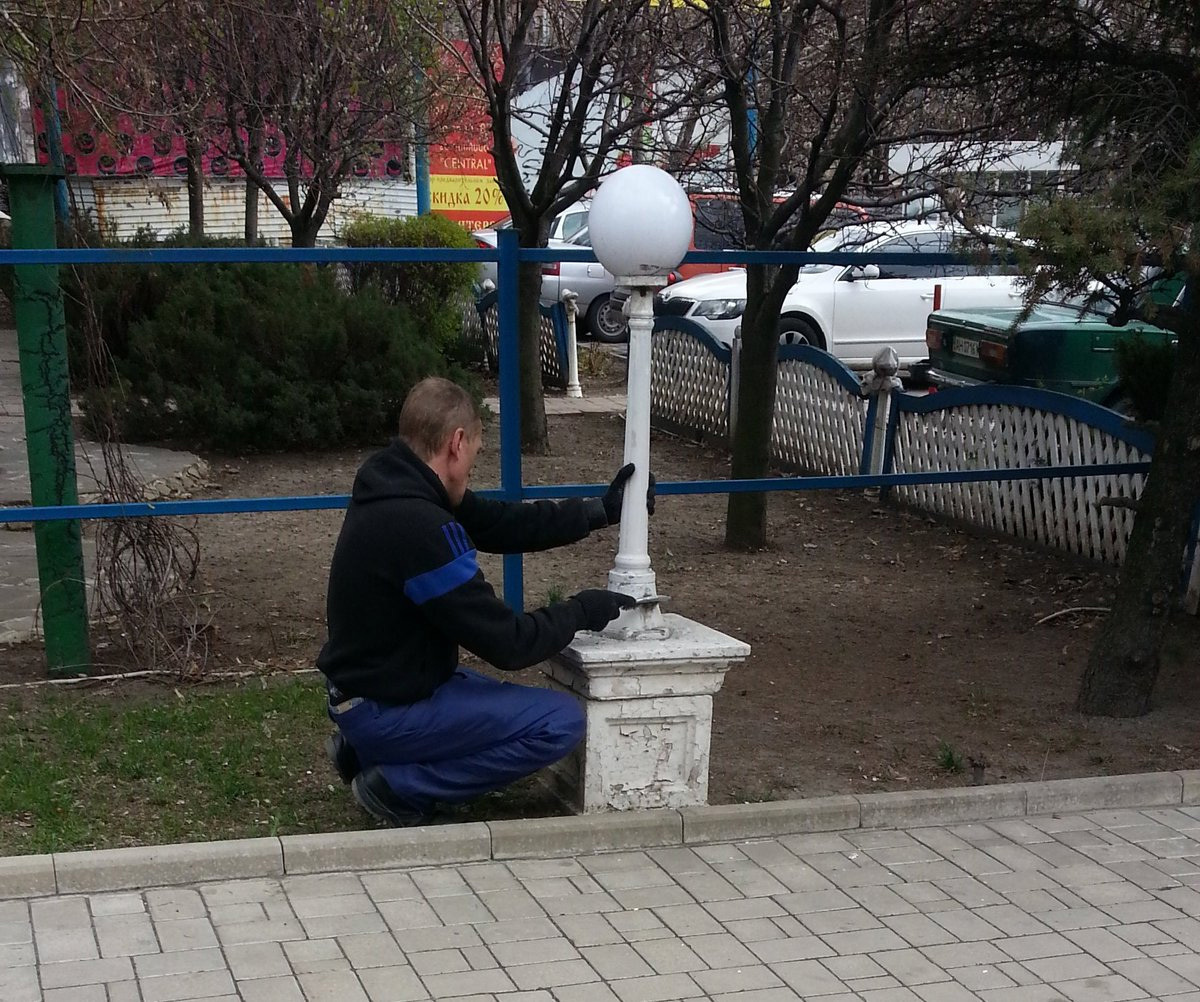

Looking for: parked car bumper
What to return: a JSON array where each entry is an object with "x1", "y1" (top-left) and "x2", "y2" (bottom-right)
[
  {"x1": 652, "y1": 299, "x2": 741, "y2": 344},
  {"x1": 909, "y1": 360, "x2": 983, "y2": 389}
]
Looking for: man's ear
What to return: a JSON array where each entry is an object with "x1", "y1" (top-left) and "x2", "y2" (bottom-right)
[{"x1": 447, "y1": 427, "x2": 467, "y2": 459}]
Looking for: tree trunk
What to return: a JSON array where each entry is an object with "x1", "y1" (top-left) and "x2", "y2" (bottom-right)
[
  {"x1": 244, "y1": 180, "x2": 259, "y2": 243},
  {"x1": 290, "y1": 218, "x2": 320, "y2": 248},
  {"x1": 1076, "y1": 299, "x2": 1200, "y2": 716},
  {"x1": 518, "y1": 259, "x2": 550, "y2": 454},
  {"x1": 725, "y1": 264, "x2": 786, "y2": 550},
  {"x1": 184, "y1": 130, "x2": 204, "y2": 239},
  {"x1": 244, "y1": 114, "x2": 263, "y2": 243},
  {"x1": 289, "y1": 183, "x2": 337, "y2": 248}
]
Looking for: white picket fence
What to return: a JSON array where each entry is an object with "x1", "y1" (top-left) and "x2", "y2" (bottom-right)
[
  {"x1": 650, "y1": 319, "x2": 1196, "y2": 604},
  {"x1": 888, "y1": 392, "x2": 1150, "y2": 566},
  {"x1": 772, "y1": 353, "x2": 869, "y2": 477},
  {"x1": 472, "y1": 293, "x2": 568, "y2": 389}
]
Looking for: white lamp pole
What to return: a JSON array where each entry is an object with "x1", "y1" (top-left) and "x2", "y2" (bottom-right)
[
  {"x1": 547, "y1": 168, "x2": 749, "y2": 813},
  {"x1": 587, "y1": 165, "x2": 693, "y2": 636}
]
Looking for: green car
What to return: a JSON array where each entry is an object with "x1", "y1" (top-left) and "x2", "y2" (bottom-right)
[{"x1": 912, "y1": 298, "x2": 1176, "y2": 408}]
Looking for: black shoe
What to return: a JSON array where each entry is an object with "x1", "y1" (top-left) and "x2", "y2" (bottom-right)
[
  {"x1": 351, "y1": 767, "x2": 432, "y2": 828},
  {"x1": 325, "y1": 732, "x2": 361, "y2": 785}
]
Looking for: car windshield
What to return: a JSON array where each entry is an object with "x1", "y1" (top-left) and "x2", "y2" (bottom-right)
[
  {"x1": 1042, "y1": 294, "x2": 1115, "y2": 318},
  {"x1": 568, "y1": 226, "x2": 592, "y2": 247},
  {"x1": 799, "y1": 225, "x2": 876, "y2": 273}
]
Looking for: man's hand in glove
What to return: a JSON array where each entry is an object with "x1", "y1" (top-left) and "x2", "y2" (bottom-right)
[
  {"x1": 571, "y1": 589, "x2": 636, "y2": 631},
  {"x1": 599, "y1": 463, "x2": 657, "y2": 526}
]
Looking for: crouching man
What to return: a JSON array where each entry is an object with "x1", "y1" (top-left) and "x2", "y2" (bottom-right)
[{"x1": 317, "y1": 376, "x2": 646, "y2": 825}]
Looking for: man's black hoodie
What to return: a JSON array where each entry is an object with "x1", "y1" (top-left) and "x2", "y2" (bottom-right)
[{"x1": 316, "y1": 439, "x2": 608, "y2": 705}]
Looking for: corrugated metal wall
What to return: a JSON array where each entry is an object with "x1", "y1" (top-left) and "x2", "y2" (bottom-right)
[{"x1": 70, "y1": 177, "x2": 420, "y2": 244}]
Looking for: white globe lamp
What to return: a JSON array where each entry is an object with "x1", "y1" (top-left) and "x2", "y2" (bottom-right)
[{"x1": 589, "y1": 165, "x2": 693, "y2": 280}]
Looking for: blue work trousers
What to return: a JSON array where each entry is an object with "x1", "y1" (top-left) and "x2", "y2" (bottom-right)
[{"x1": 330, "y1": 668, "x2": 584, "y2": 815}]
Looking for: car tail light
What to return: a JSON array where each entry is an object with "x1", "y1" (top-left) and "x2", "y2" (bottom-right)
[
  {"x1": 980, "y1": 341, "x2": 1007, "y2": 367},
  {"x1": 666, "y1": 270, "x2": 681, "y2": 285},
  {"x1": 541, "y1": 262, "x2": 560, "y2": 276},
  {"x1": 925, "y1": 327, "x2": 943, "y2": 351},
  {"x1": 475, "y1": 239, "x2": 491, "y2": 250}
]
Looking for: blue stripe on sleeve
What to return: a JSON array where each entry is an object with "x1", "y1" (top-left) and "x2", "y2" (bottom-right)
[
  {"x1": 442, "y1": 521, "x2": 473, "y2": 556},
  {"x1": 404, "y1": 550, "x2": 479, "y2": 605}
]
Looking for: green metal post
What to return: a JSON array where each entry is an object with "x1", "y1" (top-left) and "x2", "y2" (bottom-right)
[{"x1": 2, "y1": 165, "x2": 90, "y2": 674}]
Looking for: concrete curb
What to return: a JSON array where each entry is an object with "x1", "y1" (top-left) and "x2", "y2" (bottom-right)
[
  {"x1": 54, "y1": 838, "x2": 283, "y2": 895},
  {"x1": 281, "y1": 824, "x2": 492, "y2": 875},
  {"x1": 489, "y1": 811, "x2": 682, "y2": 859},
  {"x1": 5, "y1": 769, "x2": 1197, "y2": 897}
]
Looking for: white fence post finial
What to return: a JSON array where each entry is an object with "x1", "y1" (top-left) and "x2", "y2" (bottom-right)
[
  {"x1": 562, "y1": 289, "x2": 583, "y2": 399},
  {"x1": 860, "y1": 346, "x2": 903, "y2": 476}
]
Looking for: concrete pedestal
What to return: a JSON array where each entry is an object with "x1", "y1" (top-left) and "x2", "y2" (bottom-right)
[{"x1": 545, "y1": 613, "x2": 750, "y2": 812}]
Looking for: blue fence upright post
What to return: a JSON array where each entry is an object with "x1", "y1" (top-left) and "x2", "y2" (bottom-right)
[
  {"x1": 40, "y1": 79, "x2": 71, "y2": 224},
  {"x1": 415, "y1": 144, "x2": 430, "y2": 216},
  {"x1": 497, "y1": 228, "x2": 524, "y2": 609}
]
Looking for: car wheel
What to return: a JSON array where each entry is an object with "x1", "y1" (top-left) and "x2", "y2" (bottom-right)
[
  {"x1": 586, "y1": 294, "x2": 629, "y2": 343},
  {"x1": 778, "y1": 316, "x2": 825, "y2": 350}
]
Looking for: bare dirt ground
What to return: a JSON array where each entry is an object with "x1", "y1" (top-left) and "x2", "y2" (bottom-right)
[{"x1": 4, "y1": 354, "x2": 1200, "y2": 807}]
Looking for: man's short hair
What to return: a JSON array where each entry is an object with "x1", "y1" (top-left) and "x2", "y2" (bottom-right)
[{"x1": 398, "y1": 377, "x2": 480, "y2": 459}]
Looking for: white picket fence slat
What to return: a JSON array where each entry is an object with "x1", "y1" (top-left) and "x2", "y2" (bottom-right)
[
  {"x1": 889, "y1": 401, "x2": 1148, "y2": 564},
  {"x1": 650, "y1": 326, "x2": 728, "y2": 438}
]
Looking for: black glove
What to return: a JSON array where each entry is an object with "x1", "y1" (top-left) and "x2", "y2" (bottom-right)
[
  {"x1": 571, "y1": 589, "x2": 637, "y2": 631},
  {"x1": 600, "y1": 464, "x2": 657, "y2": 526}
]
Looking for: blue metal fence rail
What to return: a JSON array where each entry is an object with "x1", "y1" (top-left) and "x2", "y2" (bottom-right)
[
  {"x1": 0, "y1": 238, "x2": 1157, "y2": 610},
  {"x1": 0, "y1": 463, "x2": 1154, "y2": 526},
  {"x1": 0, "y1": 246, "x2": 1005, "y2": 266}
]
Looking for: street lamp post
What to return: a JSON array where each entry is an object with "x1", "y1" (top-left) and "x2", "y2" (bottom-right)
[
  {"x1": 544, "y1": 166, "x2": 750, "y2": 813},
  {"x1": 587, "y1": 165, "x2": 693, "y2": 635}
]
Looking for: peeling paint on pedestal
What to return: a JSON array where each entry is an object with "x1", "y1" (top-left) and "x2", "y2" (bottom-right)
[{"x1": 545, "y1": 613, "x2": 750, "y2": 813}]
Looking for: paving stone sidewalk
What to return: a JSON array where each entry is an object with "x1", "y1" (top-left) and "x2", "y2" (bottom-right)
[{"x1": 10, "y1": 805, "x2": 1200, "y2": 1001}]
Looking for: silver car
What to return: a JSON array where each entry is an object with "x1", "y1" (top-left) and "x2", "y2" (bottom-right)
[
  {"x1": 472, "y1": 200, "x2": 591, "y2": 288},
  {"x1": 544, "y1": 225, "x2": 627, "y2": 341},
  {"x1": 473, "y1": 203, "x2": 627, "y2": 340}
]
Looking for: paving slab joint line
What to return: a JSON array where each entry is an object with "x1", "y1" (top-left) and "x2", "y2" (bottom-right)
[{"x1": 8, "y1": 769, "x2": 1198, "y2": 898}]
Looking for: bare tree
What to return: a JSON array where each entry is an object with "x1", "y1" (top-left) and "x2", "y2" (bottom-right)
[
  {"x1": 152, "y1": 8, "x2": 210, "y2": 237},
  {"x1": 428, "y1": 0, "x2": 714, "y2": 453},
  {"x1": 207, "y1": 0, "x2": 433, "y2": 248},
  {"x1": 1, "y1": 0, "x2": 216, "y2": 234},
  {"x1": 3, "y1": 1, "x2": 437, "y2": 247},
  {"x1": 686, "y1": 0, "x2": 1032, "y2": 550}
]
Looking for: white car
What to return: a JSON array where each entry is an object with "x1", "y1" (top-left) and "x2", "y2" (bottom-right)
[{"x1": 653, "y1": 220, "x2": 1023, "y2": 368}]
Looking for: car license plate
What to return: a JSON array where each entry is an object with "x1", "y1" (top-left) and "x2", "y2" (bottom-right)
[{"x1": 953, "y1": 338, "x2": 980, "y2": 358}]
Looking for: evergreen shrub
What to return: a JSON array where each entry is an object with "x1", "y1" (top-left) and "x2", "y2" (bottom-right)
[{"x1": 1115, "y1": 335, "x2": 1176, "y2": 422}]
